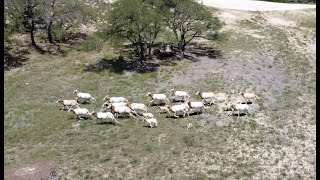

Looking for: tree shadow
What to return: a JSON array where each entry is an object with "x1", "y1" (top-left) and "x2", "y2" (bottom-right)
[
  {"x1": 183, "y1": 54, "x2": 199, "y2": 62},
  {"x1": 37, "y1": 32, "x2": 87, "y2": 55},
  {"x1": 153, "y1": 47, "x2": 177, "y2": 60},
  {"x1": 4, "y1": 50, "x2": 29, "y2": 71},
  {"x1": 154, "y1": 42, "x2": 222, "y2": 63},
  {"x1": 84, "y1": 57, "x2": 160, "y2": 74},
  {"x1": 84, "y1": 42, "x2": 223, "y2": 74},
  {"x1": 187, "y1": 43, "x2": 223, "y2": 59}
]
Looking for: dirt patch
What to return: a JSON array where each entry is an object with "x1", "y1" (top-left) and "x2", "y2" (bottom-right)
[
  {"x1": 5, "y1": 161, "x2": 58, "y2": 180},
  {"x1": 169, "y1": 54, "x2": 225, "y2": 86},
  {"x1": 203, "y1": 0, "x2": 316, "y2": 11},
  {"x1": 216, "y1": 9, "x2": 254, "y2": 31},
  {"x1": 264, "y1": 15, "x2": 296, "y2": 27}
]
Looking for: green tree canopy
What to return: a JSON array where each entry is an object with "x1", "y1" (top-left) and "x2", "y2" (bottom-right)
[
  {"x1": 162, "y1": 0, "x2": 223, "y2": 53},
  {"x1": 106, "y1": 0, "x2": 163, "y2": 59}
]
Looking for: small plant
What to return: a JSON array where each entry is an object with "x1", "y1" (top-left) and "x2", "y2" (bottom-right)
[
  {"x1": 99, "y1": 155, "x2": 112, "y2": 163},
  {"x1": 167, "y1": 167, "x2": 173, "y2": 173},
  {"x1": 182, "y1": 134, "x2": 196, "y2": 147}
]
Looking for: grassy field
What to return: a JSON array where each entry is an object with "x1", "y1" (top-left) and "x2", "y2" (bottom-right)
[{"x1": 4, "y1": 8, "x2": 316, "y2": 179}]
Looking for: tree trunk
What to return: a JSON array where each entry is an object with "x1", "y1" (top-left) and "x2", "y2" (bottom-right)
[
  {"x1": 147, "y1": 43, "x2": 153, "y2": 56},
  {"x1": 30, "y1": 20, "x2": 44, "y2": 53},
  {"x1": 30, "y1": 20, "x2": 37, "y2": 47},
  {"x1": 47, "y1": 21, "x2": 54, "y2": 44},
  {"x1": 134, "y1": 44, "x2": 139, "y2": 57},
  {"x1": 183, "y1": 39, "x2": 186, "y2": 51},
  {"x1": 181, "y1": 45, "x2": 185, "y2": 56},
  {"x1": 139, "y1": 43, "x2": 145, "y2": 60},
  {"x1": 180, "y1": 32, "x2": 187, "y2": 57},
  {"x1": 178, "y1": 33, "x2": 186, "y2": 54},
  {"x1": 178, "y1": 41, "x2": 184, "y2": 54}
]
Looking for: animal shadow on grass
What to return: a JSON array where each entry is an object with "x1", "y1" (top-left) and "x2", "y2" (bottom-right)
[
  {"x1": 170, "y1": 98, "x2": 186, "y2": 103},
  {"x1": 158, "y1": 111, "x2": 169, "y2": 114},
  {"x1": 149, "y1": 102, "x2": 167, "y2": 107},
  {"x1": 165, "y1": 114, "x2": 187, "y2": 119},
  {"x1": 58, "y1": 107, "x2": 68, "y2": 111},
  {"x1": 188, "y1": 112, "x2": 204, "y2": 116},
  {"x1": 76, "y1": 100, "x2": 92, "y2": 104},
  {"x1": 142, "y1": 125, "x2": 157, "y2": 128},
  {"x1": 94, "y1": 121, "x2": 117, "y2": 125},
  {"x1": 229, "y1": 113, "x2": 249, "y2": 117},
  {"x1": 243, "y1": 102, "x2": 253, "y2": 104},
  {"x1": 68, "y1": 116, "x2": 91, "y2": 120}
]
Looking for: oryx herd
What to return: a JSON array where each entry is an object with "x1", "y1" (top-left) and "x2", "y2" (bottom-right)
[{"x1": 57, "y1": 88, "x2": 260, "y2": 129}]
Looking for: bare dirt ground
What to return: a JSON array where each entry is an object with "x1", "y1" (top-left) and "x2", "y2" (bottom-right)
[
  {"x1": 4, "y1": 161, "x2": 57, "y2": 180},
  {"x1": 200, "y1": 0, "x2": 316, "y2": 11}
]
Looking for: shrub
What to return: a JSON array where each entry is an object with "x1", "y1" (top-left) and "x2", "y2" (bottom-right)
[{"x1": 80, "y1": 34, "x2": 104, "y2": 52}]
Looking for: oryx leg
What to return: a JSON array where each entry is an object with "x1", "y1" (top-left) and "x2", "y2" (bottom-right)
[
  {"x1": 129, "y1": 112, "x2": 136, "y2": 118},
  {"x1": 148, "y1": 100, "x2": 154, "y2": 106},
  {"x1": 113, "y1": 117, "x2": 119, "y2": 124}
]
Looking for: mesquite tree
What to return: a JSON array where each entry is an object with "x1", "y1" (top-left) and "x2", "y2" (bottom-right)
[
  {"x1": 106, "y1": 0, "x2": 162, "y2": 60},
  {"x1": 5, "y1": 0, "x2": 94, "y2": 48},
  {"x1": 162, "y1": 0, "x2": 223, "y2": 54},
  {"x1": 5, "y1": 0, "x2": 46, "y2": 51}
]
